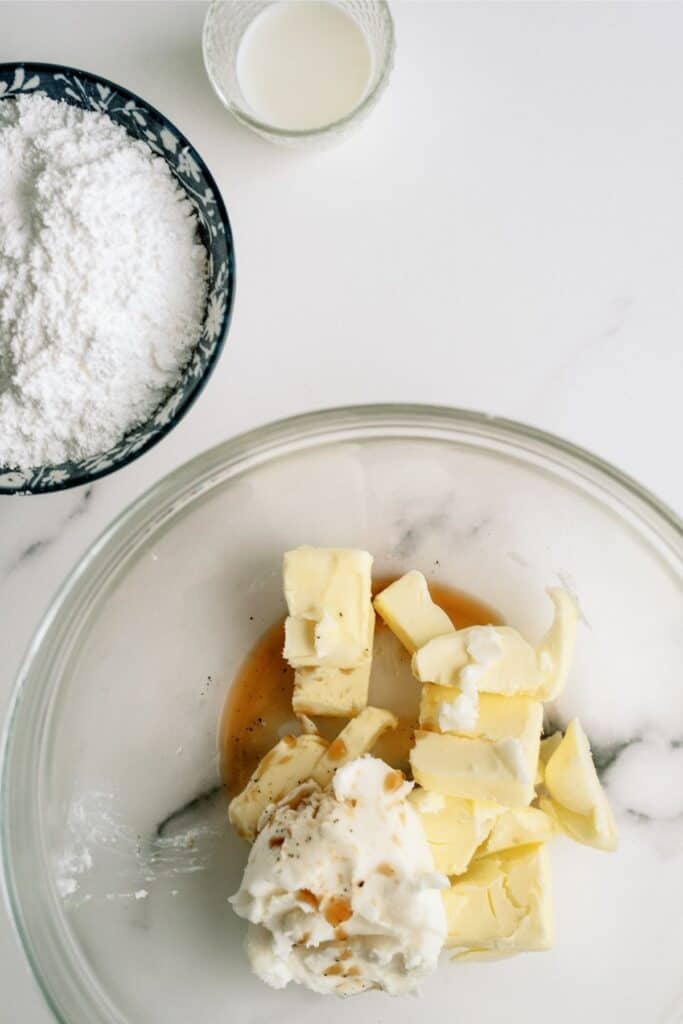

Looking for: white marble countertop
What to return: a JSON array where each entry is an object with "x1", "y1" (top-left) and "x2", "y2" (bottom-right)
[{"x1": 1, "y1": 2, "x2": 682, "y2": 1020}]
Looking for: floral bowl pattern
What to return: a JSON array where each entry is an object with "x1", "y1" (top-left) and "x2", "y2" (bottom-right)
[{"x1": 0, "y1": 62, "x2": 235, "y2": 495}]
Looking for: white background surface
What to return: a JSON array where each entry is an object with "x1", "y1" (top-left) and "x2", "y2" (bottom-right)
[{"x1": 1, "y1": 2, "x2": 682, "y2": 1020}]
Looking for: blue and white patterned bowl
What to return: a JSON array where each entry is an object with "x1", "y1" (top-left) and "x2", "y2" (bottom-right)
[{"x1": 0, "y1": 62, "x2": 235, "y2": 495}]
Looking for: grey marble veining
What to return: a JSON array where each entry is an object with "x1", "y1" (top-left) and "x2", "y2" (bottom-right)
[{"x1": 2, "y1": 487, "x2": 93, "y2": 578}]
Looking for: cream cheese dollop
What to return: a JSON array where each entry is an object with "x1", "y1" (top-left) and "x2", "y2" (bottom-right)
[{"x1": 229, "y1": 755, "x2": 448, "y2": 996}]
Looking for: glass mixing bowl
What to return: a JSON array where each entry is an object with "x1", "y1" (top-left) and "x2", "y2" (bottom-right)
[{"x1": 2, "y1": 406, "x2": 681, "y2": 1024}]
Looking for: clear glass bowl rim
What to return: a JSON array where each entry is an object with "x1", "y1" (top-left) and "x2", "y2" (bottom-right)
[
  {"x1": 1, "y1": 403, "x2": 681, "y2": 1024},
  {"x1": 202, "y1": 0, "x2": 396, "y2": 140}
]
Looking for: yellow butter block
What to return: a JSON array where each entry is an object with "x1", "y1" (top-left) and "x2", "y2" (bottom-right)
[
  {"x1": 413, "y1": 588, "x2": 578, "y2": 700},
  {"x1": 283, "y1": 547, "x2": 373, "y2": 668},
  {"x1": 413, "y1": 625, "x2": 540, "y2": 695},
  {"x1": 475, "y1": 806, "x2": 556, "y2": 858},
  {"x1": 538, "y1": 797, "x2": 616, "y2": 853},
  {"x1": 541, "y1": 719, "x2": 617, "y2": 851},
  {"x1": 409, "y1": 789, "x2": 502, "y2": 875},
  {"x1": 419, "y1": 685, "x2": 542, "y2": 741},
  {"x1": 443, "y1": 844, "x2": 553, "y2": 957},
  {"x1": 292, "y1": 663, "x2": 371, "y2": 718},
  {"x1": 544, "y1": 719, "x2": 598, "y2": 815},
  {"x1": 292, "y1": 600, "x2": 375, "y2": 716},
  {"x1": 292, "y1": 610, "x2": 374, "y2": 717},
  {"x1": 536, "y1": 731, "x2": 563, "y2": 785},
  {"x1": 452, "y1": 948, "x2": 524, "y2": 963},
  {"x1": 373, "y1": 571, "x2": 454, "y2": 654},
  {"x1": 540, "y1": 732, "x2": 564, "y2": 763},
  {"x1": 444, "y1": 858, "x2": 519, "y2": 947},
  {"x1": 228, "y1": 733, "x2": 328, "y2": 841},
  {"x1": 534, "y1": 588, "x2": 579, "y2": 701},
  {"x1": 410, "y1": 730, "x2": 536, "y2": 807},
  {"x1": 419, "y1": 686, "x2": 542, "y2": 793},
  {"x1": 312, "y1": 707, "x2": 398, "y2": 787}
]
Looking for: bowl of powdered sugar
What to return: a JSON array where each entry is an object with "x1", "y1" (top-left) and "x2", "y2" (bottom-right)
[{"x1": 0, "y1": 62, "x2": 235, "y2": 494}]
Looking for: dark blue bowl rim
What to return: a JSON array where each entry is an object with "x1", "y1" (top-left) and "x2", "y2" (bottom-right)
[{"x1": 0, "y1": 60, "x2": 236, "y2": 497}]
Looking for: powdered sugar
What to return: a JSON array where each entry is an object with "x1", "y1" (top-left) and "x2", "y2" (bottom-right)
[
  {"x1": 0, "y1": 93, "x2": 208, "y2": 469},
  {"x1": 54, "y1": 790, "x2": 220, "y2": 906}
]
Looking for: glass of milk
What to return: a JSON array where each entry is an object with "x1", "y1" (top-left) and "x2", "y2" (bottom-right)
[{"x1": 203, "y1": 1, "x2": 395, "y2": 146}]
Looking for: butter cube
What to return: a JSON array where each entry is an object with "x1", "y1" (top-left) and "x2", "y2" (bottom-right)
[
  {"x1": 312, "y1": 707, "x2": 398, "y2": 787},
  {"x1": 283, "y1": 548, "x2": 373, "y2": 668},
  {"x1": 410, "y1": 730, "x2": 536, "y2": 807},
  {"x1": 413, "y1": 625, "x2": 540, "y2": 696},
  {"x1": 540, "y1": 732, "x2": 564, "y2": 763},
  {"x1": 475, "y1": 806, "x2": 556, "y2": 858},
  {"x1": 228, "y1": 733, "x2": 328, "y2": 841},
  {"x1": 292, "y1": 662, "x2": 371, "y2": 718},
  {"x1": 534, "y1": 588, "x2": 579, "y2": 700},
  {"x1": 443, "y1": 844, "x2": 553, "y2": 957},
  {"x1": 544, "y1": 719, "x2": 598, "y2": 815},
  {"x1": 536, "y1": 731, "x2": 563, "y2": 785},
  {"x1": 419, "y1": 685, "x2": 543, "y2": 792},
  {"x1": 419, "y1": 685, "x2": 542, "y2": 739},
  {"x1": 538, "y1": 797, "x2": 616, "y2": 852},
  {"x1": 409, "y1": 790, "x2": 502, "y2": 875},
  {"x1": 541, "y1": 719, "x2": 617, "y2": 851},
  {"x1": 291, "y1": 602, "x2": 375, "y2": 716},
  {"x1": 373, "y1": 571, "x2": 454, "y2": 653}
]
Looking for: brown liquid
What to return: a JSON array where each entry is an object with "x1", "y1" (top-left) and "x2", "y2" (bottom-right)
[{"x1": 220, "y1": 576, "x2": 502, "y2": 795}]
